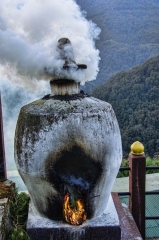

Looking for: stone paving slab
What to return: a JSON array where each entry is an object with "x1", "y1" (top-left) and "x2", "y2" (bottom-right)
[{"x1": 112, "y1": 173, "x2": 159, "y2": 192}]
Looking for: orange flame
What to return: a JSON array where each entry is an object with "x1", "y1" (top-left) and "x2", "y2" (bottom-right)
[{"x1": 63, "y1": 192, "x2": 86, "y2": 225}]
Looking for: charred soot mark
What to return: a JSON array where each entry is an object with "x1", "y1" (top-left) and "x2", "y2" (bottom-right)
[
  {"x1": 45, "y1": 145, "x2": 102, "y2": 218},
  {"x1": 46, "y1": 145, "x2": 102, "y2": 193},
  {"x1": 42, "y1": 91, "x2": 90, "y2": 101},
  {"x1": 44, "y1": 195, "x2": 63, "y2": 220}
]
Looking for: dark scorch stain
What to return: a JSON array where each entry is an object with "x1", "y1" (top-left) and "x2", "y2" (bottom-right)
[{"x1": 45, "y1": 145, "x2": 102, "y2": 219}]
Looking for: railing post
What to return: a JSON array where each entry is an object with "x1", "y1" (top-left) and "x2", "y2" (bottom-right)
[
  {"x1": 129, "y1": 141, "x2": 145, "y2": 240},
  {"x1": 0, "y1": 93, "x2": 7, "y2": 180}
]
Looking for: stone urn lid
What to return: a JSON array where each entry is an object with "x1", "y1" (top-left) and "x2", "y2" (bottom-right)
[{"x1": 44, "y1": 38, "x2": 87, "y2": 96}]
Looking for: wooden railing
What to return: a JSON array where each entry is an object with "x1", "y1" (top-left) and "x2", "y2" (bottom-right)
[{"x1": 118, "y1": 148, "x2": 159, "y2": 240}]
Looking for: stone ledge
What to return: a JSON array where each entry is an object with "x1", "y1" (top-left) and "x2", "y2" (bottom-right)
[
  {"x1": 112, "y1": 192, "x2": 143, "y2": 240},
  {"x1": 27, "y1": 195, "x2": 121, "y2": 240}
]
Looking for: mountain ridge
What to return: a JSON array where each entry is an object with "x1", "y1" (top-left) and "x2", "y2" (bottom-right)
[
  {"x1": 76, "y1": 0, "x2": 159, "y2": 92},
  {"x1": 92, "y1": 55, "x2": 159, "y2": 157}
]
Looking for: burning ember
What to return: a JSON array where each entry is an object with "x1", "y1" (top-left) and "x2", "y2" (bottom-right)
[{"x1": 63, "y1": 192, "x2": 86, "y2": 225}]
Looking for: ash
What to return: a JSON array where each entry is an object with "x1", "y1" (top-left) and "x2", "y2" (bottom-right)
[{"x1": 42, "y1": 91, "x2": 90, "y2": 101}]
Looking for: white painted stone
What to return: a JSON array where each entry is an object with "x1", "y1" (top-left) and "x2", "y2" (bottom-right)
[
  {"x1": 15, "y1": 95, "x2": 122, "y2": 220},
  {"x1": 27, "y1": 196, "x2": 120, "y2": 240},
  {"x1": 27, "y1": 195, "x2": 119, "y2": 227}
]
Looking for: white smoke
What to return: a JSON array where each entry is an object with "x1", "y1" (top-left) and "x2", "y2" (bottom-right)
[
  {"x1": 0, "y1": 0, "x2": 101, "y2": 171},
  {"x1": 0, "y1": 0, "x2": 101, "y2": 87},
  {"x1": 0, "y1": 75, "x2": 47, "y2": 170}
]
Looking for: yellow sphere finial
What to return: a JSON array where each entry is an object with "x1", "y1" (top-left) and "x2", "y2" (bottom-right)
[{"x1": 130, "y1": 141, "x2": 144, "y2": 156}]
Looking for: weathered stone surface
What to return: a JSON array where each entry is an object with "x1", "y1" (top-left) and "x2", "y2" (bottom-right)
[
  {"x1": 15, "y1": 96, "x2": 122, "y2": 220},
  {"x1": 27, "y1": 195, "x2": 121, "y2": 240}
]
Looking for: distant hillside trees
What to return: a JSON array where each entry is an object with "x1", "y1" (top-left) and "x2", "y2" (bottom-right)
[
  {"x1": 77, "y1": 0, "x2": 159, "y2": 92},
  {"x1": 92, "y1": 55, "x2": 159, "y2": 158}
]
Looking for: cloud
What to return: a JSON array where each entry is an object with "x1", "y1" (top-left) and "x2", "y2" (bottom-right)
[
  {"x1": 0, "y1": 0, "x2": 101, "y2": 87},
  {"x1": 0, "y1": 0, "x2": 100, "y2": 170}
]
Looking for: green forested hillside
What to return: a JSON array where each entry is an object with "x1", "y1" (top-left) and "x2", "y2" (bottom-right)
[
  {"x1": 92, "y1": 55, "x2": 159, "y2": 157},
  {"x1": 76, "y1": 0, "x2": 159, "y2": 92}
]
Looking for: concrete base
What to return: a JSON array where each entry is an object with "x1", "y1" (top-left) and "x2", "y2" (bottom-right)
[{"x1": 27, "y1": 196, "x2": 121, "y2": 240}]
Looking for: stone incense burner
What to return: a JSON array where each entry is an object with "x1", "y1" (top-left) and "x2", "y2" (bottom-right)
[{"x1": 14, "y1": 38, "x2": 122, "y2": 225}]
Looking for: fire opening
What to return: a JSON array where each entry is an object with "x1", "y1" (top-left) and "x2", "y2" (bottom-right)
[{"x1": 63, "y1": 192, "x2": 86, "y2": 225}]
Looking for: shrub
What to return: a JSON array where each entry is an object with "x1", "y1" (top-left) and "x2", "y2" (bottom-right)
[
  {"x1": 117, "y1": 157, "x2": 159, "y2": 178},
  {"x1": 7, "y1": 189, "x2": 30, "y2": 240}
]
